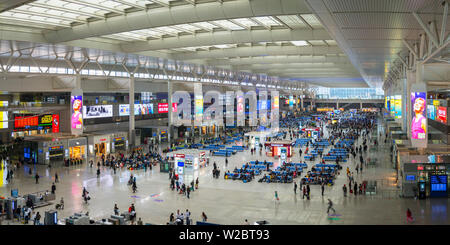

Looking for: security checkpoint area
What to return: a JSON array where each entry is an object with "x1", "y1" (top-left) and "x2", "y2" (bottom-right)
[{"x1": 0, "y1": 0, "x2": 448, "y2": 231}]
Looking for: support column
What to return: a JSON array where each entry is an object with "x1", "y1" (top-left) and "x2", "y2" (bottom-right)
[
  {"x1": 75, "y1": 73, "x2": 81, "y2": 89},
  {"x1": 168, "y1": 81, "x2": 173, "y2": 146},
  {"x1": 129, "y1": 74, "x2": 135, "y2": 148},
  {"x1": 336, "y1": 101, "x2": 339, "y2": 109},
  {"x1": 360, "y1": 102, "x2": 363, "y2": 110}
]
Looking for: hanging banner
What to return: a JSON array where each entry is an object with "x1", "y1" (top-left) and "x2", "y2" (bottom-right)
[
  {"x1": 83, "y1": 105, "x2": 113, "y2": 119},
  {"x1": 52, "y1": 114, "x2": 60, "y2": 133},
  {"x1": 71, "y1": 89, "x2": 83, "y2": 136},
  {"x1": 394, "y1": 95, "x2": 402, "y2": 119}
]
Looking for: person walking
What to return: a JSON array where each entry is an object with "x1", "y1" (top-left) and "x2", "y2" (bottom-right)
[
  {"x1": 343, "y1": 184, "x2": 347, "y2": 197},
  {"x1": 201, "y1": 212, "x2": 208, "y2": 222},
  {"x1": 306, "y1": 184, "x2": 311, "y2": 200},
  {"x1": 406, "y1": 208, "x2": 414, "y2": 223},
  {"x1": 294, "y1": 182, "x2": 297, "y2": 194},
  {"x1": 302, "y1": 186, "x2": 307, "y2": 199},
  {"x1": 34, "y1": 212, "x2": 41, "y2": 225},
  {"x1": 321, "y1": 182, "x2": 325, "y2": 196},
  {"x1": 96, "y1": 168, "x2": 100, "y2": 178},
  {"x1": 55, "y1": 172, "x2": 59, "y2": 183},
  {"x1": 35, "y1": 173, "x2": 39, "y2": 184},
  {"x1": 354, "y1": 182, "x2": 358, "y2": 196},
  {"x1": 186, "y1": 185, "x2": 191, "y2": 199},
  {"x1": 185, "y1": 209, "x2": 191, "y2": 225},
  {"x1": 326, "y1": 199, "x2": 336, "y2": 215},
  {"x1": 51, "y1": 182, "x2": 56, "y2": 194},
  {"x1": 114, "y1": 204, "x2": 119, "y2": 215},
  {"x1": 274, "y1": 191, "x2": 279, "y2": 201}
]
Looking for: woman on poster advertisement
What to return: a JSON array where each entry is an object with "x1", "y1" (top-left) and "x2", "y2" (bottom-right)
[
  {"x1": 71, "y1": 97, "x2": 83, "y2": 129},
  {"x1": 411, "y1": 97, "x2": 426, "y2": 139}
]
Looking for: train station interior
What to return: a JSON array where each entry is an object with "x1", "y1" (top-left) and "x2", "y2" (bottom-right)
[{"x1": 0, "y1": 0, "x2": 449, "y2": 225}]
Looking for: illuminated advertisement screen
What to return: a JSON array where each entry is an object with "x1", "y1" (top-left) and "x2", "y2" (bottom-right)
[
  {"x1": 119, "y1": 104, "x2": 153, "y2": 116},
  {"x1": 237, "y1": 96, "x2": 244, "y2": 113},
  {"x1": 158, "y1": 103, "x2": 169, "y2": 113},
  {"x1": 411, "y1": 92, "x2": 427, "y2": 140},
  {"x1": 83, "y1": 105, "x2": 113, "y2": 119},
  {"x1": 289, "y1": 95, "x2": 294, "y2": 107},
  {"x1": 71, "y1": 95, "x2": 83, "y2": 130},
  {"x1": 394, "y1": 95, "x2": 402, "y2": 119},
  {"x1": 437, "y1": 106, "x2": 447, "y2": 124},
  {"x1": 385, "y1": 97, "x2": 388, "y2": 109},
  {"x1": 195, "y1": 96, "x2": 203, "y2": 115},
  {"x1": 390, "y1": 97, "x2": 395, "y2": 114},
  {"x1": 172, "y1": 103, "x2": 177, "y2": 113},
  {"x1": 427, "y1": 105, "x2": 436, "y2": 120},
  {"x1": 52, "y1": 114, "x2": 60, "y2": 133},
  {"x1": 0, "y1": 111, "x2": 7, "y2": 129},
  {"x1": 273, "y1": 96, "x2": 279, "y2": 109},
  {"x1": 386, "y1": 97, "x2": 391, "y2": 112}
]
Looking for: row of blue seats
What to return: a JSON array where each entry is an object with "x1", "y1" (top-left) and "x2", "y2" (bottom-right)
[
  {"x1": 235, "y1": 168, "x2": 261, "y2": 175},
  {"x1": 285, "y1": 163, "x2": 308, "y2": 168},
  {"x1": 246, "y1": 165, "x2": 266, "y2": 170},
  {"x1": 249, "y1": 161, "x2": 273, "y2": 166},
  {"x1": 213, "y1": 151, "x2": 231, "y2": 157},
  {"x1": 323, "y1": 157, "x2": 347, "y2": 162},
  {"x1": 315, "y1": 164, "x2": 338, "y2": 168}
]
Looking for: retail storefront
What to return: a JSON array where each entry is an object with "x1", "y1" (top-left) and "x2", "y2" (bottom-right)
[
  {"x1": 111, "y1": 132, "x2": 128, "y2": 153},
  {"x1": 24, "y1": 136, "x2": 66, "y2": 165},
  {"x1": 67, "y1": 137, "x2": 87, "y2": 164},
  {"x1": 88, "y1": 134, "x2": 111, "y2": 157}
]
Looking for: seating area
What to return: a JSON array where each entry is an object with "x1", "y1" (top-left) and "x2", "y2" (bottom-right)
[
  {"x1": 211, "y1": 150, "x2": 232, "y2": 157},
  {"x1": 224, "y1": 170, "x2": 253, "y2": 183},
  {"x1": 301, "y1": 163, "x2": 339, "y2": 185},
  {"x1": 258, "y1": 170, "x2": 294, "y2": 183},
  {"x1": 295, "y1": 138, "x2": 311, "y2": 147}
]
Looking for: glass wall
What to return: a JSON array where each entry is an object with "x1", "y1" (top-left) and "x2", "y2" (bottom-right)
[{"x1": 315, "y1": 87, "x2": 384, "y2": 99}]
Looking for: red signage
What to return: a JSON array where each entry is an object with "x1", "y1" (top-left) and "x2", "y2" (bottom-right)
[
  {"x1": 158, "y1": 103, "x2": 169, "y2": 113},
  {"x1": 52, "y1": 114, "x2": 60, "y2": 133},
  {"x1": 437, "y1": 106, "x2": 447, "y2": 124},
  {"x1": 175, "y1": 154, "x2": 185, "y2": 158},
  {"x1": 172, "y1": 103, "x2": 178, "y2": 113},
  {"x1": 285, "y1": 99, "x2": 289, "y2": 105},
  {"x1": 15, "y1": 115, "x2": 38, "y2": 129},
  {"x1": 417, "y1": 166, "x2": 424, "y2": 170}
]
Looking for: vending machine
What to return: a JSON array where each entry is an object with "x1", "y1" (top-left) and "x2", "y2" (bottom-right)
[{"x1": 418, "y1": 181, "x2": 426, "y2": 199}]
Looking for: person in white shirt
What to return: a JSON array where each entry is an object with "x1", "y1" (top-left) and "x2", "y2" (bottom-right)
[{"x1": 185, "y1": 209, "x2": 191, "y2": 225}]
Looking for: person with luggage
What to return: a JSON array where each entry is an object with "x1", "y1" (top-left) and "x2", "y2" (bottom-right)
[
  {"x1": 302, "y1": 186, "x2": 307, "y2": 199},
  {"x1": 274, "y1": 191, "x2": 279, "y2": 201},
  {"x1": 129, "y1": 204, "x2": 136, "y2": 225},
  {"x1": 343, "y1": 184, "x2": 347, "y2": 197}
]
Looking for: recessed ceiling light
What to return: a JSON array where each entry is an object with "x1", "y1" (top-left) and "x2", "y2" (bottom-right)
[{"x1": 291, "y1": 41, "x2": 309, "y2": 46}]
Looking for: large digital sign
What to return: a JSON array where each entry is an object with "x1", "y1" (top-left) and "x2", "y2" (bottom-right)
[
  {"x1": 158, "y1": 103, "x2": 169, "y2": 113},
  {"x1": 119, "y1": 104, "x2": 153, "y2": 116},
  {"x1": 394, "y1": 95, "x2": 402, "y2": 119},
  {"x1": 437, "y1": 106, "x2": 447, "y2": 124},
  {"x1": 411, "y1": 92, "x2": 427, "y2": 140},
  {"x1": 71, "y1": 95, "x2": 83, "y2": 130},
  {"x1": 14, "y1": 114, "x2": 59, "y2": 132},
  {"x1": 427, "y1": 105, "x2": 436, "y2": 120},
  {"x1": 83, "y1": 105, "x2": 113, "y2": 119}
]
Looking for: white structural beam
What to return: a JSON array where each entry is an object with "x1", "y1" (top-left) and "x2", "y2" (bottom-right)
[
  {"x1": 122, "y1": 28, "x2": 331, "y2": 52},
  {"x1": 205, "y1": 55, "x2": 350, "y2": 66},
  {"x1": 235, "y1": 63, "x2": 354, "y2": 70},
  {"x1": 43, "y1": 0, "x2": 311, "y2": 43},
  {"x1": 170, "y1": 46, "x2": 343, "y2": 60}
]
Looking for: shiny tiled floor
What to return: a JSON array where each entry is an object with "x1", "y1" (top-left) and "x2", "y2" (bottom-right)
[{"x1": 1, "y1": 119, "x2": 449, "y2": 225}]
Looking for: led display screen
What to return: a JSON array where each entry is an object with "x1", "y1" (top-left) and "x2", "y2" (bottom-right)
[{"x1": 411, "y1": 92, "x2": 427, "y2": 140}]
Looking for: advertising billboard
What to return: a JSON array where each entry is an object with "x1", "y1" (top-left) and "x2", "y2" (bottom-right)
[
  {"x1": 411, "y1": 92, "x2": 427, "y2": 140},
  {"x1": 119, "y1": 104, "x2": 153, "y2": 116},
  {"x1": 437, "y1": 106, "x2": 447, "y2": 124},
  {"x1": 427, "y1": 105, "x2": 436, "y2": 120},
  {"x1": 71, "y1": 95, "x2": 83, "y2": 130},
  {"x1": 0, "y1": 111, "x2": 7, "y2": 129},
  {"x1": 289, "y1": 95, "x2": 294, "y2": 107},
  {"x1": 273, "y1": 96, "x2": 279, "y2": 109},
  {"x1": 14, "y1": 114, "x2": 59, "y2": 132},
  {"x1": 52, "y1": 114, "x2": 60, "y2": 133},
  {"x1": 394, "y1": 95, "x2": 402, "y2": 119},
  {"x1": 83, "y1": 105, "x2": 113, "y2": 119},
  {"x1": 158, "y1": 103, "x2": 169, "y2": 113}
]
